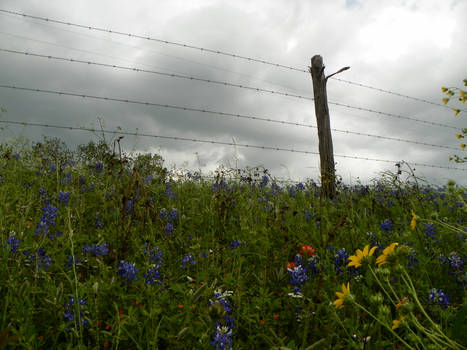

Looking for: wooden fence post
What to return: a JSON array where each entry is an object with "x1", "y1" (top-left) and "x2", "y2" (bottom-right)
[{"x1": 309, "y1": 55, "x2": 349, "y2": 199}]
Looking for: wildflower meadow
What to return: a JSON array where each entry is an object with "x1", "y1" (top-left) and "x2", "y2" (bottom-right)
[{"x1": 0, "y1": 137, "x2": 466, "y2": 349}]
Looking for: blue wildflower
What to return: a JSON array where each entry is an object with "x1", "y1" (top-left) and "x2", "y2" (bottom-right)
[
  {"x1": 58, "y1": 191, "x2": 70, "y2": 206},
  {"x1": 117, "y1": 261, "x2": 139, "y2": 284},
  {"x1": 95, "y1": 162, "x2": 103, "y2": 173},
  {"x1": 7, "y1": 235, "x2": 20, "y2": 253},
  {"x1": 63, "y1": 297, "x2": 88, "y2": 329},
  {"x1": 168, "y1": 208, "x2": 178, "y2": 222},
  {"x1": 448, "y1": 252, "x2": 463, "y2": 270},
  {"x1": 230, "y1": 240, "x2": 243, "y2": 250},
  {"x1": 427, "y1": 288, "x2": 451, "y2": 309},
  {"x1": 424, "y1": 223, "x2": 437, "y2": 239},
  {"x1": 34, "y1": 204, "x2": 59, "y2": 237},
  {"x1": 164, "y1": 223, "x2": 174, "y2": 236},
  {"x1": 83, "y1": 243, "x2": 109, "y2": 257},
  {"x1": 144, "y1": 267, "x2": 162, "y2": 286},
  {"x1": 182, "y1": 253, "x2": 196, "y2": 268},
  {"x1": 380, "y1": 219, "x2": 393, "y2": 232}
]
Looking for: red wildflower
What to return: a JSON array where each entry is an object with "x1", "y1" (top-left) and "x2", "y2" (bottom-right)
[
  {"x1": 300, "y1": 244, "x2": 315, "y2": 256},
  {"x1": 259, "y1": 320, "x2": 265, "y2": 325},
  {"x1": 286, "y1": 261, "x2": 296, "y2": 270}
]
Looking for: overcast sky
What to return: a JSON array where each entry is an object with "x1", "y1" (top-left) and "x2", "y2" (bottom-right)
[{"x1": 0, "y1": 0, "x2": 466, "y2": 185}]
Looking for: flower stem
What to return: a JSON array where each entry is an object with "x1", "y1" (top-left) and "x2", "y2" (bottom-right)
[{"x1": 353, "y1": 301, "x2": 415, "y2": 350}]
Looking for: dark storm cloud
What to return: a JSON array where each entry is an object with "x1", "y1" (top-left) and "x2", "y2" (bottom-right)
[{"x1": 0, "y1": 0, "x2": 465, "y2": 185}]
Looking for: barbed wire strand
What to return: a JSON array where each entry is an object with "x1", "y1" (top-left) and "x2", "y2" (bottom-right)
[
  {"x1": 1, "y1": 8, "x2": 463, "y2": 112},
  {"x1": 0, "y1": 83, "x2": 462, "y2": 151},
  {"x1": 0, "y1": 49, "x2": 459, "y2": 130},
  {"x1": 0, "y1": 9, "x2": 306, "y2": 72},
  {"x1": 0, "y1": 31, "x2": 305, "y2": 96},
  {"x1": 0, "y1": 119, "x2": 465, "y2": 171}
]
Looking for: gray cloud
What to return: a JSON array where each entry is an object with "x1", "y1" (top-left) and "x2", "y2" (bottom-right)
[{"x1": 0, "y1": 0, "x2": 465, "y2": 185}]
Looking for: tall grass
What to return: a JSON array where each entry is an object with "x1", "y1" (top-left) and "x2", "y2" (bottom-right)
[{"x1": 0, "y1": 137, "x2": 465, "y2": 349}]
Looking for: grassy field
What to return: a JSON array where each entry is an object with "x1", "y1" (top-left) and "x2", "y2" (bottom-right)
[{"x1": 0, "y1": 137, "x2": 466, "y2": 349}]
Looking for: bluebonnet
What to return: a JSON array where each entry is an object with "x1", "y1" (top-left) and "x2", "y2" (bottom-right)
[
  {"x1": 117, "y1": 261, "x2": 139, "y2": 284},
  {"x1": 448, "y1": 252, "x2": 463, "y2": 270},
  {"x1": 380, "y1": 219, "x2": 393, "y2": 232},
  {"x1": 38, "y1": 189, "x2": 47, "y2": 197},
  {"x1": 95, "y1": 161, "x2": 103, "y2": 173},
  {"x1": 144, "y1": 245, "x2": 163, "y2": 266},
  {"x1": 182, "y1": 253, "x2": 196, "y2": 268},
  {"x1": 210, "y1": 290, "x2": 234, "y2": 350},
  {"x1": 49, "y1": 163, "x2": 56, "y2": 173},
  {"x1": 230, "y1": 240, "x2": 243, "y2": 250},
  {"x1": 333, "y1": 248, "x2": 349, "y2": 274},
  {"x1": 24, "y1": 248, "x2": 53, "y2": 270},
  {"x1": 288, "y1": 186, "x2": 296, "y2": 197},
  {"x1": 58, "y1": 191, "x2": 70, "y2": 206},
  {"x1": 168, "y1": 208, "x2": 178, "y2": 222},
  {"x1": 164, "y1": 223, "x2": 174, "y2": 235},
  {"x1": 288, "y1": 265, "x2": 309, "y2": 287},
  {"x1": 406, "y1": 249, "x2": 419, "y2": 268},
  {"x1": 165, "y1": 183, "x2": 177, "y2": 199},
  {"x1": 427, "y1": 288, "x2": 451, "y2": 309},
  {"x1": 7, "y1": 235, "x2": 20, "y2": 253},
  {"x1": 296, "y1": 182, "x2": 306, "y2": 191},
  {"x1": 63, "y1": 297, "x2": 88, "y2": 329},
  {"x1": 144, "y1": 267, "x2": 162, "y2": 285},
  {"x1": 160, "y1": 209, "x2": 167, "y2": 220},
  {"x1": 83, "y1": 243, "x2": 109, "y2": 257},
  {"x1": 211, "y1": 324, "x2": 233, "y2": 350},
  {"x1": 34, "y1": 204, "x2": 59, "y2": 237},
  {"x1": 271, "y1": 183, "x2": 282, "y2": 195},
  {"x1": 260, "y1": 175, "x2": 269, "y2": 188},
  {"x1": 95, "y1": 220, "x2": 104, "y2": 229},
  {"x1": 424, "y1": 223, "x2": 437, "y2": 239},
  {"x1": 13, "y1": 153, "x2": 20, "y2": 160}
]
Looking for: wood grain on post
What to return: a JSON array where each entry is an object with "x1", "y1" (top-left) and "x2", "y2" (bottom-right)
[{"x1": 310, "y1": 55, "x2": 336, "y2": 199}]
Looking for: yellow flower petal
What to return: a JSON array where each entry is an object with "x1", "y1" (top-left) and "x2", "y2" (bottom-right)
[
  {"x1": 362, "y1": 245, "x2": 369, "y2": 257},
  {"x1": 369, "y1": 246, "x2": 377, "y2": 256},
  {"x1": 461, "y1": 144, "x2": 466, "y2": 149},
  {"x1": 442, "y1": 97, "x2": 449, "y2": 105}
]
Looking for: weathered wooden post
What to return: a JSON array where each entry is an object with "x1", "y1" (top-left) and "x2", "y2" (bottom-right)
[{"x1": 309, "y1": 55, "x2": 349, "y2": 199}]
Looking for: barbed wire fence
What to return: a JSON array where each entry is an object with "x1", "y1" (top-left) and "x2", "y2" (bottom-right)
[{"x1": 0, "y1": 8, "x2": 465, "y2": 186}]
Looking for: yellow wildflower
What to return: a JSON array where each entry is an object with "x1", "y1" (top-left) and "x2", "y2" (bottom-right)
[
  {"x1": 442, "y1": 97, "x2": 449, "y2": 105},
  {"x1": 392, "y1": 316, "x2": 406, "y2": 330},
  {"x1": 347, "y1": 245, "x2": 377, "y2": 268},
  {"x1": 410, "y1": 210, "x2": 417, "y2": 231},
  {"x1": 456, "y1": 134, "x2": 463, "y2": 139},
  {"x1": 453, "y1": 109, "x2": 460, "y2": 116},
  {"x1": 441, "y1": 87, "x2": 448, "y2": 93},
  {"x1": 333, "y1": 282, "x2": 350, "y2": 309},
  {"x1": 376, "y1": 242, "x2": 398, "y2": 267},
  {"x1": 461, "y1": 144, "x2": 466, "y2": 150}
]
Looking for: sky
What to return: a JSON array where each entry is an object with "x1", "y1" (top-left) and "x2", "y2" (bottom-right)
[{"x1": 0, "y1": 0, "x2": 466, "y2": 186}]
